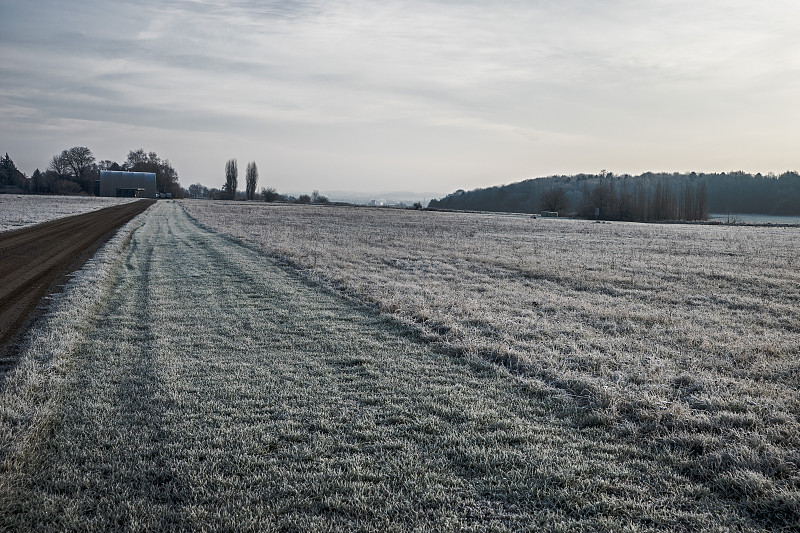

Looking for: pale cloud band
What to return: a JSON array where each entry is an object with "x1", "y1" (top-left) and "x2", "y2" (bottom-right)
[{"x1": 1, "y1": 0, "x2": 798, "y2": 193}]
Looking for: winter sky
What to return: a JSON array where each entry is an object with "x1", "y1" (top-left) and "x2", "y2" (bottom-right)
[{"x1": 1, "y1": 0, "x2": 798, "y2": 195}]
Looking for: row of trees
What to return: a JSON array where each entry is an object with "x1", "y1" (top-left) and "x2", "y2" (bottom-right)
[
  {"x1": 0, "y1": 148, "x2": 182, "y2": 197},
  {"x1": 46, "y1": 146, "x2": 96, "y2": 194},
  {"x1": 0, "y1": 153, "x2": 28, "y2": 191},
  {"x1": 429, "y1": 170, "x2": 800, "y2": 219},
  {"x1": 576, "y1": 179, "x2": 708, "y2": 221},
  {"x1": 4, "y1": 150, "x2": 327, "y2": 204},
  {"x1": 184, "y1": 180, "x2": 330, "y2": 205},
  {"x1": 257, "y1": 187, "x2": 328, "y2": 204},
  {"x1": 222, "y1": 159, "x2": 260, "y2": 200},
  {"x1": 186, "y1": 158, "x2": 327, "y2": 204},
  {"x1": 522, "y1": 178, "x2": 707, "y2": 221}
]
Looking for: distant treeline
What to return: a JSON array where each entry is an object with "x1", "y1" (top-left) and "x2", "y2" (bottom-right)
[
  {"x1": 185, "y1": 182, "x2": 333, "y2": 205},
  {"x1": 429, "y1": 171, "x2": 800, "y2": 220},
  {"x1": 0, "y1": 148, "x2": 182, "y2": 198}
]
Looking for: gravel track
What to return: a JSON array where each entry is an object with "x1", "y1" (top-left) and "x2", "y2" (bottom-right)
[{"x1": 0, "y1": 200, "x2": 155, "y2": 368}]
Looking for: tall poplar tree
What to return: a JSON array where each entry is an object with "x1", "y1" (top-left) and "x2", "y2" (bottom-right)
[
  {"x1": 245, "y1": 161, "x2": 258, "y2": 200},
  {"x1": 224, "y1": 159, "x2": 238, "y2": 200}
]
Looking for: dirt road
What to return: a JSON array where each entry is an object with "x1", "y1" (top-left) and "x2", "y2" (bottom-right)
[{"x1": 0, "y1": 200, "x2": 155, "y2": 362}]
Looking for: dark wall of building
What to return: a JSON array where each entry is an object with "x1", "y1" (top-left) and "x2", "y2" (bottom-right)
[{"x1": 99, "y1": 171, "x2": 157, "y2": 198}]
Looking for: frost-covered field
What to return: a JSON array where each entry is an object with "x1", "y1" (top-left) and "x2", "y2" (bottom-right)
[
  {"x1": 0, "y1": 195, "x2": 136, "y2": 232},
  {"x1": 183, "y1": 200, "x2": 800, "y2": 524},
  {"x1": 3, "y1": 201, "x2": 795, "y2": 530}
]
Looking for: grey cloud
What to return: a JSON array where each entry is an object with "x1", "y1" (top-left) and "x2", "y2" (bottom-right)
[{"x1": 2, "y1": 0, "x2": 800, "y2": 190}]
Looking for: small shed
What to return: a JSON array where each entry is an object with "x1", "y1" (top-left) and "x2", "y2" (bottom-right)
[{"x1": 98, "y1": 171, "x2": 157, "y2": 198}]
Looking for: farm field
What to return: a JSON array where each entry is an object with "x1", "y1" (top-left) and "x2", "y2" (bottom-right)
[
  {"x1": 182, "y1": 200, "x2": 800, "y2": 528},
  {"x1": 0, "y1": 200, "x2": 796, "y2": 530},
  {"x1": 0, "y1": 195, "x2": 137, "y2": 232}
]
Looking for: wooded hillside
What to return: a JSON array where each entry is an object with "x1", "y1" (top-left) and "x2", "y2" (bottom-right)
[{"x1": 429, "y1": 171, "x2": 800, "y2": 220}]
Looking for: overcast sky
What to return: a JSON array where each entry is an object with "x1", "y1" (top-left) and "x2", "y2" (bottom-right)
[{"x1": 2, "y1": 0, "x2": 798, "y2": 195}]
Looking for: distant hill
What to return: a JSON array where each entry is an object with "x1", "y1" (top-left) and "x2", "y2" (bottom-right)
[
  {"x1": 317, "y1": 190, "x2": 445, "y2": 206},
  {"x1": 428, "y1": 171, "x2": 800, "y2": 219}
]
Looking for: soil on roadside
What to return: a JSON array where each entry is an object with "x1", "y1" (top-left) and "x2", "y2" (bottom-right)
[{"x1": 0, "y1": 199, "x2": 155, "y2": 372}]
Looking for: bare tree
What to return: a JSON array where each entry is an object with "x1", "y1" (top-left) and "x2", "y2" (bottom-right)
[
  {"x1": 650, "y1": 180, "x2": 678, "y2": 221},
  {"x1": 46, "y1": 147, "x2": 96, "y2": 194},
  {"x1": 260, "y1": 187, "x2": 280, "y2": 202},
  {"x1": 591, "y1": 179, "x2": 617, "y2": 218},
  {"x1": 187, "y1": 183, "x2": 210, "y2": 198},
  {"x1": 697, "y1": 182, "x2": 708, "y2": 220},
  {"x1": 540, "y1": 187, "x2": 568, "y2": 214},
  {"x1": 61, "y1": 147, "x2": 96, "y2": 190},
  {"x1": 309, "y1": 189, "x2": 329, "y2": 204},
  {"x1": 48, "y1": 152, "x2": 70, "y2": 178},
  {"x1": 98, "y1": 159, "x2": 122, "y2": 171},
  {"x1": 31, "y1": 169, "x2": 44, "y2": 193},
  {"x1": 224, "y1": 159, "x2": 238, "y2": 200},
  {"x1": 125, "y1": 148, "x2": 151, "y2": 167},
  {"x1": 680, "y1": 182, "x2": 708, "y2": 221},
  {"x1": 245, "y1": 161, "x2": 258, "y2": 200},
  {"x1": 125, "y1": 148, "x2": 181, "y2": 197}
]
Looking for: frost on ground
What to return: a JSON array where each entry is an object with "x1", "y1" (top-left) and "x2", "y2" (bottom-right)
[
  {"x1": 0, "y1": 202, "x2": 783, "y2": 531},
  {"x1": 183, "y1": 200, "x2": 800, "y2": 527},
  {"x1": 0, "y1": 210, "x2": 146, "y2": 463},
  {"x1": 0, "y1": 195, "x2": 136, "y2": 232}
]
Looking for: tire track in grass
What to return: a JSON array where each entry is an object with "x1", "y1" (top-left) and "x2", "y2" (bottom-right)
[
  {"x1": 14, "y1": 209, "x2": 185, "y2": 529},
  {"x1": 1, "y1": 202, "x2": 765, "y2": 531}
]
